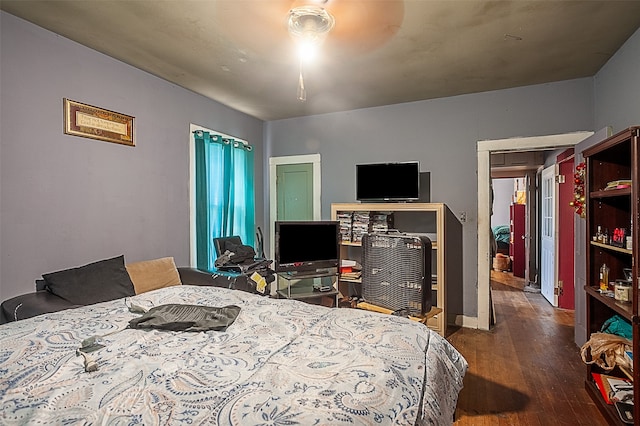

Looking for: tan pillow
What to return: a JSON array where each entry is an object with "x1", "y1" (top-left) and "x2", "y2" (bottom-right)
[{"x1": 126, "y1": 257, "x2": 182, "y2": 294}]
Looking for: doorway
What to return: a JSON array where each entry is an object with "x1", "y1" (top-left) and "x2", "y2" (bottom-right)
[
  {"x1": 490, "y1": 176, "x2": 530, "y2": 289},
  {"x1": 477, "y1": 132, "x2": 593, "y2": 331},
  {"x1": 268, "y1": 154, "x2": 322, "y2": 262}
]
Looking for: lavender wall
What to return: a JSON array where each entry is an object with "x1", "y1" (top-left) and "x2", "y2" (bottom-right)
[
  {"x1": 266, "y1": 80, "x2": 594, "y2": 321},
  {"x1": 0, "y1": 12, "x2": 265, "y2": 301},
  {"x1": 594, "y1": 28, "x2": 640, "y2": 133}
]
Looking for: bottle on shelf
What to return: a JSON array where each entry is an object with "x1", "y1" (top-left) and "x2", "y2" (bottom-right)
[
  {"x1": 596, "y1": 225, "x2": 602, "y2": 243},
  {"x1": 599, "y1": 263, "x2": 610, "y2": 292}
]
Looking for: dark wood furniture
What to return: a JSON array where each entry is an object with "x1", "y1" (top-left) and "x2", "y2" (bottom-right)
[{"x1": 583, "y1": 126, "x2": 639, "y2": 425}]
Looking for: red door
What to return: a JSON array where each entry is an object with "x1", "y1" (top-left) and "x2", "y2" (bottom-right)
[
  {"x1": 557, "y1": 153, "x2": 575, "y2": 309},
  {"x1": 510, "y1": 203, "x2": 526, "y2": 278}
]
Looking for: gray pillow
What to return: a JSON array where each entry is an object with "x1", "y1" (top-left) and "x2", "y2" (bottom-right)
[{"x1": 42, "y1": 255, "x2": 135, "y2": 305}]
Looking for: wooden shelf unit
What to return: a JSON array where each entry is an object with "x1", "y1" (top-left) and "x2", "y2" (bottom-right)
[
  {"x1": 331, "y1": 202, "x2": 460, "y2": 337},
  {"x1": 583, "y1": 126, "x2": 639, "y2": 425}
]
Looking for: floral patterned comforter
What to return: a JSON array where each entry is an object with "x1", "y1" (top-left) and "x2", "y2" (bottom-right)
[{"x1": 0, "y1": 285, "x2": 467, "y2": 425}]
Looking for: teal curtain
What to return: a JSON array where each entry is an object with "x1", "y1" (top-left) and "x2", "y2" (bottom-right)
[{"x1": 194, "y1": 130, "x2": 255, "y2": 271}]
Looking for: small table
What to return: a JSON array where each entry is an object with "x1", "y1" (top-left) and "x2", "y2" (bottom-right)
[{"x1": 276, "y1": 273, "x2": 339, "y2": 306}]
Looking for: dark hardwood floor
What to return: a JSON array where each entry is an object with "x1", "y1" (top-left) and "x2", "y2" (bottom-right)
[{"x1": 447, "y1": 272, "x2": 607, "y2": 425}]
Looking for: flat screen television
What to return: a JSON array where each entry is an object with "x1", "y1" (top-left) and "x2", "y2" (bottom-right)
[
  {"x1": 275, "y1": 221, "x2": 340, "y2": 274},
  {"x1": 356, "y1": 162, "x2": 420, "y2": 201}
]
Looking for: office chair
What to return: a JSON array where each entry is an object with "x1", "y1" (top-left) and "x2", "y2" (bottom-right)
[{"x1": 213, "y1": 236, "x2": 244, "y2": 258}]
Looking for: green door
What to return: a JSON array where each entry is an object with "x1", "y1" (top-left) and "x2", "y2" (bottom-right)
[{"x1": 276, "y1": 163, "x2": 314, "y2": 221}]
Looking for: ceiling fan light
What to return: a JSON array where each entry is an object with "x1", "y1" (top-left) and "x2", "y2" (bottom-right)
[
  {"x1": 287, "y1": 5, "x2": 335, "y2": 45},
  {"x1": 287, "y1": 5, "x2": 334, "y2": 103},
  {"x1": 297, "y1": 39, "x2": 319, "y2": 63}
]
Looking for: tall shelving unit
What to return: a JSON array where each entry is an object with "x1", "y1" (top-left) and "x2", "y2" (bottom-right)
[
  {"x1": 331, "y1": 202, "x2": 461, "y2": 337},
  {"x1": 583, "y1": 127, "x2": 639, "y2": 425}
]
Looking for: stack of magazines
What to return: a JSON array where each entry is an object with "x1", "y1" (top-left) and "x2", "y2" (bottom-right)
[
  {"x1": 352, "y1": 212, "x2": 370, "y2": 242},
  {"x1": 340, "y1": 259, "x2": 362, "y2": 281},
  {"x1": 336, "y1": 211, "x2": 353, "y2": 243}
]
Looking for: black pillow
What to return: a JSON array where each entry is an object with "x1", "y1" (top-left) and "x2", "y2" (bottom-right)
[{"x1": 42, "y1": 255, "x2": 135, "y2": 305}]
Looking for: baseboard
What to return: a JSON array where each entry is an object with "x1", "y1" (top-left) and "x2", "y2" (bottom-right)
[{"x1": 449, "y1": 313, "x2": 478, "y2": 329}]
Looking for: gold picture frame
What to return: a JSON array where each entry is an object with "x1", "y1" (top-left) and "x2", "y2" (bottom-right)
[{"x1": 63, "y1": 98, "x2": 134, "y2": 146}]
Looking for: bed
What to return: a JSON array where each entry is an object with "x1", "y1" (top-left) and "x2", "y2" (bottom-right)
[{"x1": 0, "y1": 285, "x2": 467, "y2": 425}]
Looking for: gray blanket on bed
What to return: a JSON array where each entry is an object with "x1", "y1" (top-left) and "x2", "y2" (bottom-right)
[{"x1": 128, "y1": 303, "x2": 240, "y2": 331}]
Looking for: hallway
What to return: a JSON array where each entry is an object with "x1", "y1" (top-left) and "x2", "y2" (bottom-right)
[
  {"x1": 490, "y1": 269, "x2": 527, "y2": 291},
  {"x1": 448, "y1": 278, "x2": 606, "y2": 425}
]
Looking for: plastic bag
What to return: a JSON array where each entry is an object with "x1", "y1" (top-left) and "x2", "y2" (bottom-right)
[{"x1": 580, "y1": 332, "x2": 632, "y2": 371}]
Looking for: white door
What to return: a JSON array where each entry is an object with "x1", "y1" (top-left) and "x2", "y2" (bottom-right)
[{"x1": 541, "y1": 165, "x2": 558, "y2": 306}]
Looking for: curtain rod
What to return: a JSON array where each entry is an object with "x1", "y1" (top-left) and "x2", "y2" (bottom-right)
[{"x1": 193, "y1": 130, "x2": 252, "y2": 151}]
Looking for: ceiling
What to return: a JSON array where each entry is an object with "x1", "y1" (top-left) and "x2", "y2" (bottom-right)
[{"x1": 2, "y1": 1, "x2": 640, "y2": 121}]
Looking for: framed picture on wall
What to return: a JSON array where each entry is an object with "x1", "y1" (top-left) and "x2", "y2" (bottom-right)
[{"x1": 63, "y1": 98, "x2": 134, "y2": 146}]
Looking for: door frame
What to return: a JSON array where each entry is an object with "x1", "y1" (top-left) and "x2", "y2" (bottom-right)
[
  {"x1": 557, "y1": 152, "x2": 576, "y2": 309},
  {"x1": 540, "y1": 164, "x2": 558, "y2": 306},
  {"x1": 268, "y1": 154, "x2": 322, "y2": 261},
  {"x1": 477, "y1": 131, "x2": 593, "y2": 331}
]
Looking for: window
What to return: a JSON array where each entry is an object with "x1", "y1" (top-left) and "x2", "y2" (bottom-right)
[
  {"x1": 192, "y1": 129, "x2": 255, "y2": 271},
  {"x1": 542, "y1": 172, "x2": 553, "y2": 239}
]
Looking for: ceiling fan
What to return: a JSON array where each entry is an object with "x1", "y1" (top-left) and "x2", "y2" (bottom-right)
[{"x1": 213, "y1": 1, "x2": 405, "y2": 99}]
